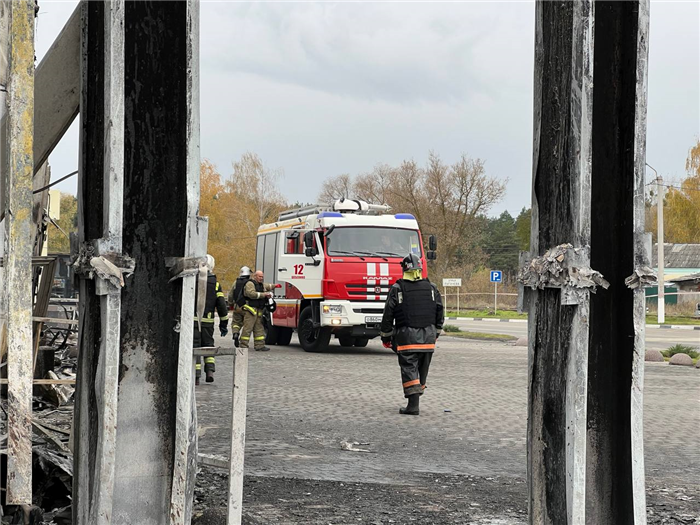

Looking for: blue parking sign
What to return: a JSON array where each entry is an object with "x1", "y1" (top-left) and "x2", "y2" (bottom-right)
[{"x1": 490, "y1": 270, "x2": 502, "y2": 283}]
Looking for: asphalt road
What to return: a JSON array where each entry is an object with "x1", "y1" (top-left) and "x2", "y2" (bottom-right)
[
  {"x1": 197, "y1": 333, "x2": 700, "y2": 487},
  {"x1": 447, "y1": 318, "x2": 700, "y2": 352}
]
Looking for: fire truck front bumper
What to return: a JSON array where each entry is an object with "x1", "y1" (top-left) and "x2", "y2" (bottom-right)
[{"x1": 320, "y1": 301, "x2": 385, "y2": 335}]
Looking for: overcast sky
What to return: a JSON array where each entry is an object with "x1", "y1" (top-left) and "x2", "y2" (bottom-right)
[{"x1": 37, "y1": 0, "x2": 699, "y2": 217}]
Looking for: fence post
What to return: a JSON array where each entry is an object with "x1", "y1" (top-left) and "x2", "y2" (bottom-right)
[{"x1": 228, "y1": 347, "x2": 249, "y2": 524}]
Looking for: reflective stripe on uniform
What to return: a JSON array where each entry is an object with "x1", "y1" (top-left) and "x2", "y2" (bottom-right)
[
  {"x1": 220, "y1": 314, "x2": 229, "y2": 321},
  {"x1": 195, "y1": 364, "x2": 201, "y2": 370},
  {"x1": 402, "y1": 379, "x2": 420, "y2": 388},
  {"x1": 254, "y1": 336, "x2": 265, "y2": 341},
  {"x1": 217, "y1": 292, "x2": 225, "y2": 298},
  {"x1": 240, "y1": 336, "x2": 250, "y2": 341},
  {"x1": 204, "y1": 357, "x2": 215, "y2": 364},
  {"x1": 199, "y1": 318, "x2": 216, "y2": 324},
  {"x1": 396, "y1": 343, "x2": 435, "y2": 351},
  {"x1": 243, "y1": 305, "x2": 257, "y2": 315}
]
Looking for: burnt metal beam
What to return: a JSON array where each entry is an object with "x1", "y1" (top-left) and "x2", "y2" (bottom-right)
[
  {"x1": 74, "y1": 1, "x2": 202, "y2": 523},
  {"x1": 4, "y1": 0, "x2": 35, "y2": 506},
  {"x1": 587, "y1": 1, "x2": 650, "y2": 523},
  {"x1": 525, "y1": 1, "x2": 594, "y2": 522},
  {"x1": 524, "y1": 1, "x2": 650, "y2": 523}
]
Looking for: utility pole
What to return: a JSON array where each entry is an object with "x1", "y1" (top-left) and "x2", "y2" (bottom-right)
[{"x1": 648, "y1": 163, "x2": 665, "y2": 324}]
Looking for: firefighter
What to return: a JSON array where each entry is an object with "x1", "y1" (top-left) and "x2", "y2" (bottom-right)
[
  {"x1": 240, "y1": 270, "x2": 279, "y2": 352},
  {"x1": 194, "y1": 255, "x2": 229, "y2": 385},
  {"x1": 380, "y1": 253, "x2": 444, "y2": 415},
  {"x1": 228, "y1": 266, "x2": 252, "y2": 347}
]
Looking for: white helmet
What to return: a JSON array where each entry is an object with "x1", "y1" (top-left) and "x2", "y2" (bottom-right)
[
  {"x1": 205, "y1": 254, "x2": 215, "y2": 271},
  {"x1": 239, "y1": 266, "x2": 252, "y2": 277}
]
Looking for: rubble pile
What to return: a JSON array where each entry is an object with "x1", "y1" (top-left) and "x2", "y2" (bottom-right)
[{"x1": 1, "y1": 328, "x2": 76, "y2": 524}]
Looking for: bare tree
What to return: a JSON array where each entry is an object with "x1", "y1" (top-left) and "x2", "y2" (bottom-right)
[
  {"x1": 316, "y1": 152, "x2": 505, "y2": 280},
  {"x1": 228, "y1": 152, "x2": 285, "y2": 236},
  {"x1": 354, "y1": 164, "x2": 395, "y2": 205},
  {"x1": 318, "y1": 173, "x2": 353, "y2": 204}
]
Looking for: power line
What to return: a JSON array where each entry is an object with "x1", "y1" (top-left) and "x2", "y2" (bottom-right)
[{"x1": 645, "y1": 180, "x2": 700, "y2": 193}]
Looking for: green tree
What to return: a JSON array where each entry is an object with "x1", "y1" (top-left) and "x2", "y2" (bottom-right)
[
  {"x1": 48, "y1": 193, "x2": 77, "y2": 254},
  {"x1": 645, "y1": 140, "x2": 700, "y2": 243},
  {"x1": 482, "y1": 211, "x2": 519, "y2": 280},
  {"x1": 514, "y1": 207, "x2": 531, "y2": 251}
]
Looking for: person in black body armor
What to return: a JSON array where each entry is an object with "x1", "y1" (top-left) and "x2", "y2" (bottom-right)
[
  {"x1": 228, "y1": 266, "x2": 252, "y2": 347},
  {"x1": 380, "y1": 253, "x2": 444, "y2": 415},
  {"x1": 194, "y1": 255, "x2": 229, "y2": 385}
]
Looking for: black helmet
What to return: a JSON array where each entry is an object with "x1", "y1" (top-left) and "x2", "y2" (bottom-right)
[
  {"x1": 401, "y1": 253, "x2": 422, "y2": 271},
  {"x1": 266, "y1": 298, "x2": 277, "y2": 313}
]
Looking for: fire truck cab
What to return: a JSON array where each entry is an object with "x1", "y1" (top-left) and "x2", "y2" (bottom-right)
[{"x1": 255, "y1": 199, "x2": 435, "y2": 352}]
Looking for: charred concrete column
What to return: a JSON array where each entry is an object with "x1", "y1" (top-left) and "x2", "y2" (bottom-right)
[
  {"x1": 587, "y1": 2, "x2": 650, "y2": 524},
  {"x1": 74, "y1": 1, "x2": 201, "y2": 524},
  {"x1": 523, "y1": 1, "x2": 650, "y2": 524}
]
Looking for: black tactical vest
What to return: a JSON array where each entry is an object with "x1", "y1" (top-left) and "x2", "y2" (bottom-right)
[
  {"x1": 246, "y1": 279, "x2": 266, "y2": 308},
  {"x1": 394, "y1": 279, "x2": 437, "y2": 328},
  {"x1": 232, "y1": 276, "x2": 248, "y2": 307}
]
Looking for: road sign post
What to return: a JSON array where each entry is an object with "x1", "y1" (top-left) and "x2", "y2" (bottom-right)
[
  {"x1": 442, "y1": 278, "x2": 462, "y2": 314},
  {"x1": 490, "y1": 271, "x2": 502, "y2": 314}
]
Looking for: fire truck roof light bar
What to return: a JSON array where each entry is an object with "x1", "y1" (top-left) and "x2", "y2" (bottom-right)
[{"x1": 277, "y1": 200, "x2": 392, "y2": 222}]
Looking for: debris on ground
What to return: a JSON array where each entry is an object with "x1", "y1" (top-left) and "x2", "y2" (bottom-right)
[
  {"x1": 193, "y1": 466, "x2": 700, "y2": 525},
  {"x1": 339, "y1": 440, "x2": 373, "y2": 453}
]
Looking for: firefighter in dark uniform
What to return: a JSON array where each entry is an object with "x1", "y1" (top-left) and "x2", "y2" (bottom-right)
[
  {"x1": 240, "y1": 270, "x2": 279, "y2": 352},
  {"x1": 194, "y1": 255, "x2": 229, "y2": 385},
  {"x1": 380, "y1": 253, "x2": 444, "y2": 415},
  {"x1": 228, "y1": 266, "x2": 252, "y2": 347}
]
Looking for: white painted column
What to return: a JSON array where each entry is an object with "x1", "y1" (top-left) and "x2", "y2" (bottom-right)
[{"x1": 227, "y1": 347, "x2": 250, "y2": 525}]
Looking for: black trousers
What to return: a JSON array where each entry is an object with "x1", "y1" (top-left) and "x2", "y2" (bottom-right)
[
  {"x1": 397, "y1": 351, "x2": 433, "y2": 397},
  {"x1": 194, "y1": 323, "x2": 216, "y2": 377}
]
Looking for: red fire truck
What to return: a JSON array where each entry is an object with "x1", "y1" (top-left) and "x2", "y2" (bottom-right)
[{"x1": 256, "y1": 199, "x2": 437, "y2": 352}]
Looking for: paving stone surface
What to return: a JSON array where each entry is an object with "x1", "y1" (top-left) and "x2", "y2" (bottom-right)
[{"x1": 196, "y1": 334, "x2": 700, "y2": 486}]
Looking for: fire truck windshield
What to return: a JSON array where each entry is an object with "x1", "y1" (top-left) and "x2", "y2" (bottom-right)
[{"x1": 325, "y1": 227, "x2": 422, "y2": 258}]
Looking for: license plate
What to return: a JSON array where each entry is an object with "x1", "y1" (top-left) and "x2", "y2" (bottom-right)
[{"x1": 365, "y1": 316, "x2": 383, "y2": 324}]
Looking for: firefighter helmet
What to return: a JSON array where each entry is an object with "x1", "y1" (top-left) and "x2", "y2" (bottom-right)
[
  {"x1": 239, "y1": 266, "x2": 252, "y2": 277},
  {"x1": 401, "y1": 253, "x2": 422, "y2": 271},
  {"x1": 206, "y1": 254, "x2": 215, "y2": 271}
]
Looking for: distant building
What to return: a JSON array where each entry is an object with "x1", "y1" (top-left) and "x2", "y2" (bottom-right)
[
  {"x1": 647, "y1": 244, "x2": 700, "y2": 305},
  {"x1": 668, "y1": 272, "x2": 700, "y2": 305},
  {"x1": 652, "y1": 243, "x2": 700, "y2": 280}
]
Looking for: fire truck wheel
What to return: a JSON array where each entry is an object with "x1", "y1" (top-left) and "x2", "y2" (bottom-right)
[
  {"x1": 338, "y1": 336, "x2": 355, "y2": 347},
  {"x1": 276, "y1": 327, "x2": 293, "y2": 346},
  {"x1": 354, "y1": 338, "x2": 369, "y2": 348},
  {"x1": 298, "y1": 306, "x2": 332, "y2": 352}
]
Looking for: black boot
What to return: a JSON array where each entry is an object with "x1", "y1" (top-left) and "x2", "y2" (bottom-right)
[
  {"x1": 399, "y1": 394, "x2": 420, "y2": 415},
  {"x1": 206, "y1": 371, "x2": 214, "y2": 383},
  {"x1": 232, "y1": 333, "x2": 240, "y2": 348}
]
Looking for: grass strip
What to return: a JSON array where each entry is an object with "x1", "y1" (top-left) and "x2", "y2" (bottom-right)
[{"x1": 443, "y1": 331, "x2": 518, "y2": 342}]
